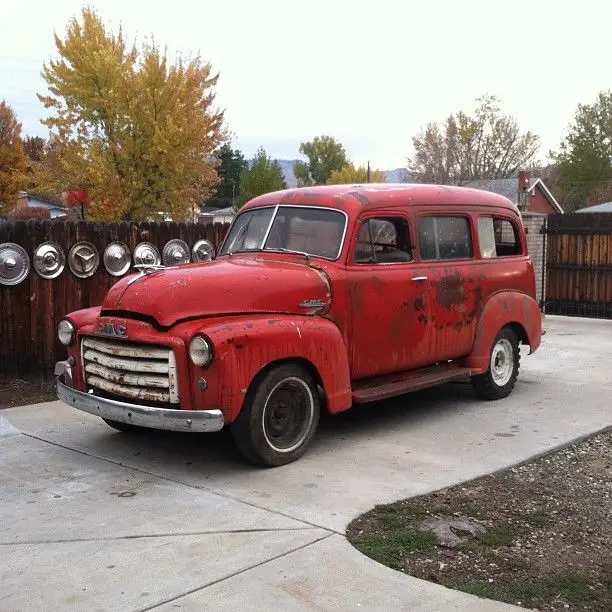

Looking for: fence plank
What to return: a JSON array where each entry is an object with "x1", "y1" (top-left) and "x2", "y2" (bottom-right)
[{"x1": 545, "y1": 213, "x2": 612, "y2": 319}]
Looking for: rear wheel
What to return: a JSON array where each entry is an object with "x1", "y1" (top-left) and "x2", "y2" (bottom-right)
[
  {"x1": 471, "y1": 327, "x2": 520, "y2": 400},
  {"x1": 230, "y1": 363, "x2": 320, "y2": 467},
  {"x1": 102, "y1": 418, "x2": 146, "y2": 433}
]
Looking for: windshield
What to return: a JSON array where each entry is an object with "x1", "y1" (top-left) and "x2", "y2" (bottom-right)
[{"x1": 219, "y1": 206, "x2": 346, "y2": 260}]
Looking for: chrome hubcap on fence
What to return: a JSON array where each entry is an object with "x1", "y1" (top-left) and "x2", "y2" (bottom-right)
[
  {"x1": 491, "y1": 338, "x2": 514, "y2": 387},
  {"x1": 262, "y1": 377, "x2": 314, "y2": 453}
]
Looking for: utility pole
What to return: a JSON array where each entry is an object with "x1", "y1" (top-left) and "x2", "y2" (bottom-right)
[{"x1": 367, "y1": 161, "x2": 371, "y2": 183}]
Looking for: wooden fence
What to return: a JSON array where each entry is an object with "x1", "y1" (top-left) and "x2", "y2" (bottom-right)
[
  {"x1": 543, "y1": 213, "x2": 612, "y2": 319},
  {"x1": 0, "y1": 219, "x2": 230, "y2": 379}
]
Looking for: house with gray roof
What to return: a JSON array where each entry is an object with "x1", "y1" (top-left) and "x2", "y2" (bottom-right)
[
  {"x1": 464, "y1": 174, "x2": 563, "y2": 214},
  {"x1": 14, "y1": 191, "x2": 68, "y2": 218}
]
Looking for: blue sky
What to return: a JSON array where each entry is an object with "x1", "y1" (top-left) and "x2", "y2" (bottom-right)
[{"x1": 1, "y1": 0, "x2": 610, "y2": 169}]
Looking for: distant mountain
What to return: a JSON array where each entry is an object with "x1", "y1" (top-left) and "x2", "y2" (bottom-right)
[
  {"x1": 277, "y1": 159, "x2": 300, "y2": 188},
  {"x1": 384, "y1": 168, "x2": 413, "y2": 183},
  {"x1": 270, "y1": 160, "x2": 413, "y2": 187}
]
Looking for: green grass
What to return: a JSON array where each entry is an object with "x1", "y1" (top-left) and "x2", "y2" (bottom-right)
[
  {"x1": 476, "y1": 523, "x2": 520, "y2": 548},
  {"x1": 524, "y1": 510, "x2": 553, "y2": 527},
  {"x1": 452, "y1": 500, "x2": 490, "y2": 520},
  {"x1": 549, "y1": 573, "x2": 596, "y2": 603},
  {"x1": 351, "y1": 527, "x2": 438, "y2": 567},
  {"x1": 507, "y1": 579, "x2": 546, "y2": 601},
  {"x1": 454, "y1": 582, "x2": 504, "y2": 599},
  {"x1": 452, "y1": 573, "x2": 599, "y2": 609},
  {"x1": 504, "y1": 557, "x2": 532, "y2": 572}
]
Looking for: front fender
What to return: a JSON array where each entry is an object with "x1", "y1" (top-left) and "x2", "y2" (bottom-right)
[
  {"x1": 173, "y1": 315, "x2": 353, "y2": 423},
  {"x1": 462, "y1": 291, "x2": 542, "y2": 373}
]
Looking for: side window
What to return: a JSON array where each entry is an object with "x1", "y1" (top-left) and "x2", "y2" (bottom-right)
[
  {"x1": 354, "y1": 217, "x2": 412, "y2": 264},
  {"x1": 418, "y1": 217, "x2": 437, "y2": 260},
  {"x1": 418, "y1": 216, "x2": 473, "y2": 261},
  {"x1": 478, "y1": 217, "x2": 496, "y2": 258},
  {"x1": 478, "y1": 217, "x2": 522, "y2": 258}
]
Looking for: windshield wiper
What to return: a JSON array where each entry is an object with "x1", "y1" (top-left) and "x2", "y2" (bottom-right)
[{"x1": 265, "y1": 247, "x2": 311, "y2": 261}]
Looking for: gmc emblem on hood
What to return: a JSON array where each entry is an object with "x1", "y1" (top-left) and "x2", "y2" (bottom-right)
[{"x1": 97, "y1": 321, "x2": 128, "y2": 338}]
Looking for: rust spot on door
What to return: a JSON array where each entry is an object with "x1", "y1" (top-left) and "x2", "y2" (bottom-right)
[
  {"x1": 349, "y1": 283, "x2": 364, "y2": 316},
  {"x1": 436, "y1": 274, "x2": 466, "y2": 310}
]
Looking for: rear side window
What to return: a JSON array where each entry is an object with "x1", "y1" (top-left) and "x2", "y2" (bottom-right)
[
  {"x1": 478, "y1": 217, "x2": 522, "y2": 258},
  {"x1": 418, "y1": 217, "x2": 473, "y2": 261}
]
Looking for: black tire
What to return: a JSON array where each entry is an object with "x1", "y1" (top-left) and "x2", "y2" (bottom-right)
[
  {"x1": 102, "y1": 418, "x2": 146, "y2": 433},
  {"x1": 230, "y1": 363, "x2": 320, "y2": 467},
  {"x1": 471, "y1": 327, "x2": 520, "y2": 400}
]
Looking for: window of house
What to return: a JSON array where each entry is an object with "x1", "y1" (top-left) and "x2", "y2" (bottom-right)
[
  {"x1": 354, "y1": 217, "x2": 412, "y2": 264},
  {"x1": 478, "y1": 217, "x2": 522, "y2": 258},
  {"x1": 418, "y1": 216, "x2": 473, "y2": 261}
]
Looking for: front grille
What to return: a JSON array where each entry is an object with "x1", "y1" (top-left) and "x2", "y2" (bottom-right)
[{"x1": 81, "y1": 337, "x2": 179, "y2": 404}]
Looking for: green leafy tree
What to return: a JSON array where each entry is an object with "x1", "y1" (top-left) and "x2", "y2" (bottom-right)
[
  {"x1": 0, "y1": 101, "x2": 28, "y2": 216},
  {"x1": 410, "y1": 95, "x2": 540, "y2": 185},
  {"x1": 38, "y1": 7, "x2": 225, "y2": 220},
  {"x1": 204, "y1": 144, "x2": 247, "y2": 209},
  {"x1": 237, "y1": 147, "x2": 286, "y2": 207},
  {"x1": 551, "y1": 90, "x2": 612, "y2": 211},
  {"x1": 327, "y1": 163, "x2": 386, "y2": 184},
  {"x1": 294, "y1": 135, "x2": 348, "y2": 186}
]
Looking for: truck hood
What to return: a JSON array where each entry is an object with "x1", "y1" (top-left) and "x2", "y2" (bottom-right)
[{"x1": 101, "y1": 256, "x2": 331, "y2": 327}]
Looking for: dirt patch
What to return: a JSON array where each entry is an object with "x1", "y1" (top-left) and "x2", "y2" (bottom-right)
[
  {"x1": 0, "y1": 377, "x2": 56, "y2": 410},
  {"x1": 347, "y1": 429, "x2": 612, "y2": 611}
]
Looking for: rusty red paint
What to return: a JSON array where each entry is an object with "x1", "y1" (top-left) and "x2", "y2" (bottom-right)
[
  {"x1": 436, "y1": 274, "x2": 466, "y2": 309},
  {"x1": 59, "y1": 183, "x2": 541, "y2": 430}
]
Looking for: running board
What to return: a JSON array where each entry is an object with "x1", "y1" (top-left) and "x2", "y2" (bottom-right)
[{"x1": 352, "y1": 363, "x2": 474, "y2": 403}]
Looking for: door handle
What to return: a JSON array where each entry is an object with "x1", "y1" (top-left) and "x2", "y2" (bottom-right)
[{"x1": 412, "y1": 276, "x2": 428, "y2": 281}]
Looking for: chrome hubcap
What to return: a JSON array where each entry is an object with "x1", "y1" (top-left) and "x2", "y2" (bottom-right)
[
  {"x1": 262, "y1": 377, "x2": 314, "y2": 453},
  {"x1": 491, "y1": 339, "x2": 514, "y2": 386}
]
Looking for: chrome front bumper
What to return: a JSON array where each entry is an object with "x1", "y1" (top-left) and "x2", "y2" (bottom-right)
[{"x1": 56, "y1": 371, "x2": 224, "y2": 433}]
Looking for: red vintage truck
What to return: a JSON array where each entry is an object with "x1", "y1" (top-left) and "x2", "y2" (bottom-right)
[{"x1": 55, "y1": 184, "x2": 542, "y2": 466}]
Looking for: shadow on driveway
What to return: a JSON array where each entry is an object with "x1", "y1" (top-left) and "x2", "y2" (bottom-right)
[{"x1": 86, "y1": 381, "x2": 480, "y2": 469}]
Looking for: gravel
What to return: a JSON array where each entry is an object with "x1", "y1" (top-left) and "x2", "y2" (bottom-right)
[{"x1": 347, "y1": 429, "x2": 612, "y2": 611}]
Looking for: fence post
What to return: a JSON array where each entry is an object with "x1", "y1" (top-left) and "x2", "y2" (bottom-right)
[{"x1": 540, "y1": 216, "x2": 547, "y2": 314}]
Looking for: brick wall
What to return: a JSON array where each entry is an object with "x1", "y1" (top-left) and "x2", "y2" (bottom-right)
[{"x1": 522, "y1": 212, "x2": 547, "y2": 307}]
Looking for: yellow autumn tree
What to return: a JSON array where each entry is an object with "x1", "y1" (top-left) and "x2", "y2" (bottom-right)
[
  {"x1": 38, "y1": 8, "x2": 225, "y2": 221},
  {"x1": 0, "y1": 101, "x2": 28, "y2": 216},
  {"x1": 327, "y1": 164, "x2": 386, "y2": 185}
]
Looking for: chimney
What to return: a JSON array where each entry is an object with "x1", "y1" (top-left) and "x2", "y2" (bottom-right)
[{"x1": 517, "y1": 171, "x2": 530, "y2": 210}]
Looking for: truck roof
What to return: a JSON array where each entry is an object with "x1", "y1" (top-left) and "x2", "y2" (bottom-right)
[{"x1": 241, "y1": 183, "x2": 519, "y2": 215}]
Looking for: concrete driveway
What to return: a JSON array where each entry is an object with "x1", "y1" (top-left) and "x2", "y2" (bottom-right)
[{"x1": 1, "y1": 315, "x2": 611, "y2": 611}]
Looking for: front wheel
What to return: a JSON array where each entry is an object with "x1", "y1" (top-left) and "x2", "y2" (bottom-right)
[
  {"x1": 471, "y1": 328, "x2": 520, "y2": 400},
  {"x1": 230, "y1": 364, "x2": 320, "y2": 467}
]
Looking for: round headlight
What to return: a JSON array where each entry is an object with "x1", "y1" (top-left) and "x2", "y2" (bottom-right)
[
  {"x1": 189, "y1": 335, "x2": 213, "y2": 367},
  {"x1": 58, "y1": 319, "x2": 75, "y2": 347}
]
